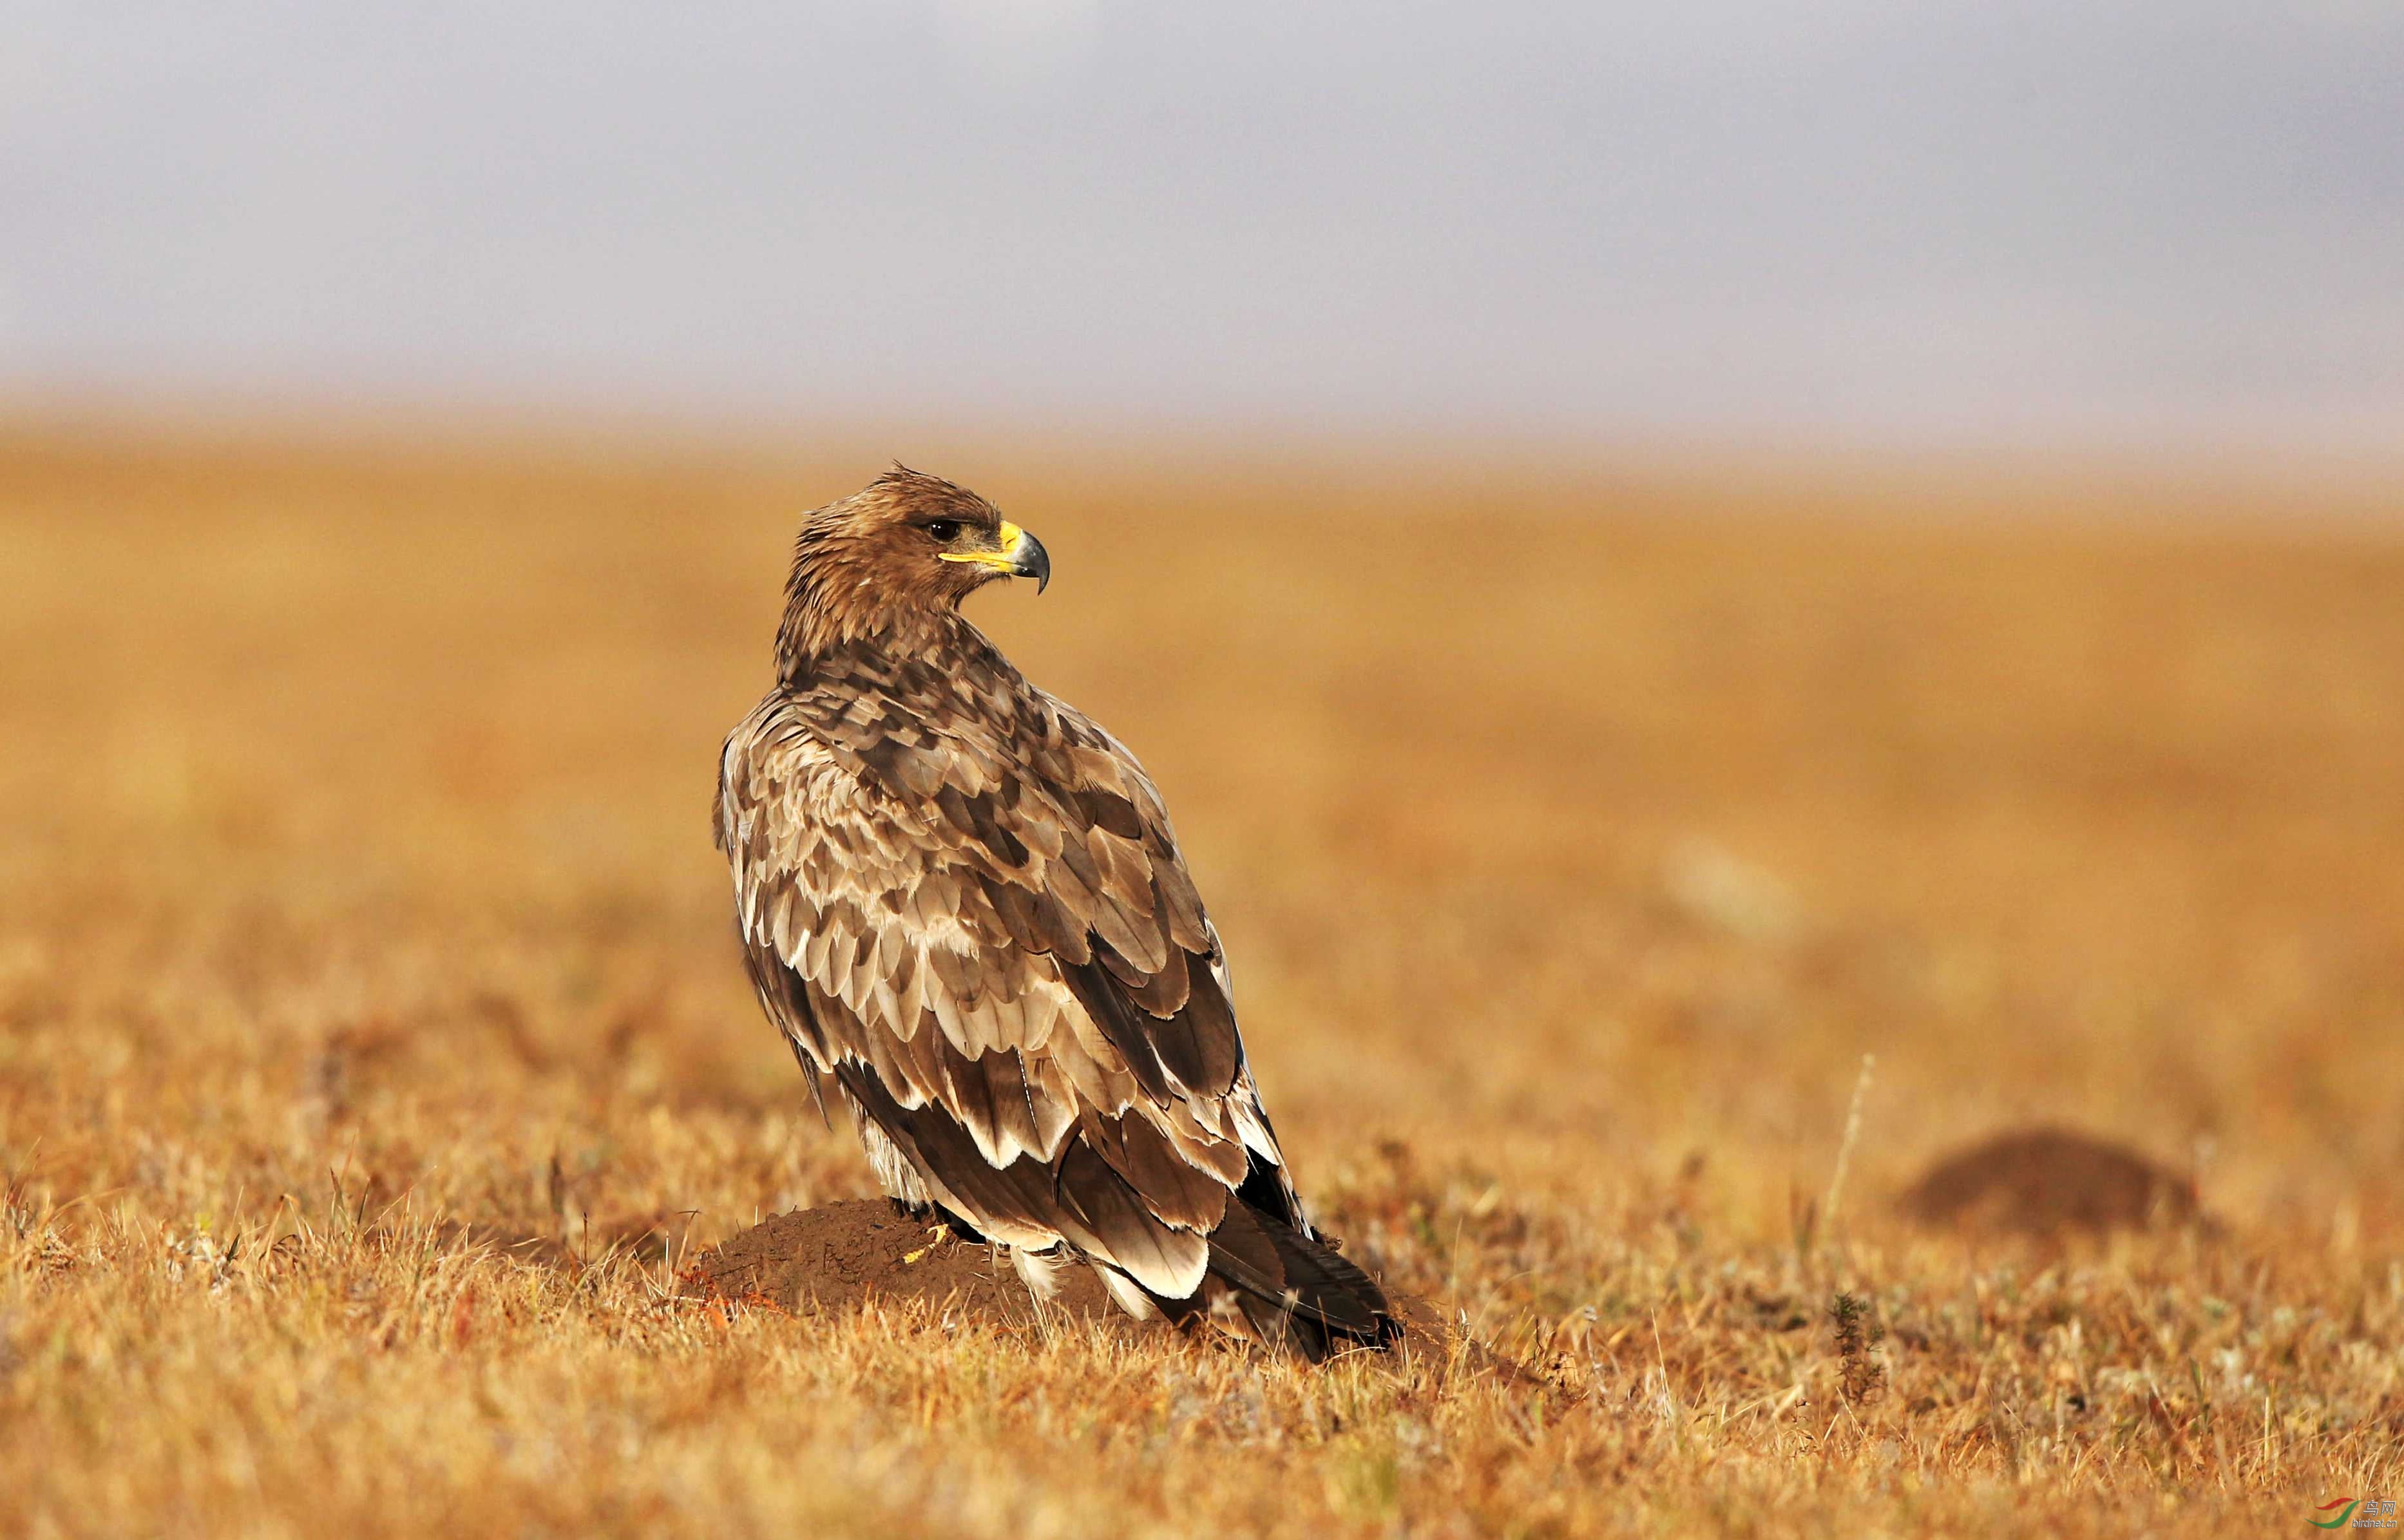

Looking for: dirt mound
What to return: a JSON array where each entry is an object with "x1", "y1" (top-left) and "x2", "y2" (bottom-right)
[
  {"x1": 687, "y1": 1201, "x2": 1507, "y2": 1375},
  {"x1": 1899, "y1": 1126, "x2": 2202, "y2": 1236},
  {"x1": 692, "y1": 1201, "x2": 1116, "y2": 1327}
]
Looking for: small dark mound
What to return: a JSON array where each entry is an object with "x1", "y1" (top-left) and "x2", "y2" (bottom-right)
[{"x1": 1899, "y1": 1126, "x2": 2202, "y2": 1237}]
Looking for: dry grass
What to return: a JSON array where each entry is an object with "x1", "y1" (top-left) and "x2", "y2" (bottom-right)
[{"x1": 1, "y1": 423, "x2": 2400, "y2": 1537}]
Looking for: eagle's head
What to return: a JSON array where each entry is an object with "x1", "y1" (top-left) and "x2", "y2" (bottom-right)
[{"x1": 776, "y1": 466, "x2": 1050, "y2": 663}]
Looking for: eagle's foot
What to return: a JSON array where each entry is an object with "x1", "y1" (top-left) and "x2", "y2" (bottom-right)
[{"x1": 899, "y1": 1219, "x2": 962, "y2": 1266}]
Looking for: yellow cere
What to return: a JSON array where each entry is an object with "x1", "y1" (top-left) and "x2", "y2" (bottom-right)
[{"x1": 940, "y1": 518, "x2": 1027, "y2": 570}]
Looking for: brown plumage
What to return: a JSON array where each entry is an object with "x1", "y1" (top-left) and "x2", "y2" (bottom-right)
[{"x1": 714, "y1": 467, "x2": 1394, "y2": 1358}]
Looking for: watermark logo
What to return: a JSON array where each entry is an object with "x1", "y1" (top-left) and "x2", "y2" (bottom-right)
[{"x1": 2315, "y1": 1499, "x2": 2399, "y2": 1530}]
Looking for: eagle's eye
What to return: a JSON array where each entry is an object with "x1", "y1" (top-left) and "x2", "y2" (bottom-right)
[{"x1": 922, "y1": 519, "x2": 963, "y2": 544}]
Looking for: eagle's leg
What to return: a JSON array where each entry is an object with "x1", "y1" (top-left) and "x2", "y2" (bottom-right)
[
  {"x1": 885, "y1": 1195, "x2": 989, "y2": 1255},
  {"x1": 848, "y1": 1082, "x2": 988, "y2": 1242}
]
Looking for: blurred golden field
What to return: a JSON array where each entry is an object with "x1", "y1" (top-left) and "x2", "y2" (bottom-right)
[{"x1": 2, "y1": 422, "x2": 2400, "y2": 1537}]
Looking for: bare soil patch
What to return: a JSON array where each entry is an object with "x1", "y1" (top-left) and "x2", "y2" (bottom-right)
[{"x1": 688, "y1": 1200, "x2": 1491, "y2": 1373}]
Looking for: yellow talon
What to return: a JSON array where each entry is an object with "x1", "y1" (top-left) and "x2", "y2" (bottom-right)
[{"x1": 901, "y1": 1219, "x2": 955, "y2": 1264}]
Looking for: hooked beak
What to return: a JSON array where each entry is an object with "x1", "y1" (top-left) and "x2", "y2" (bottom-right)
[
  {"x1": 1006, "y1": 524, "x2": 1051, "y2": 593},
  {"x1": 942, "y1": 520, "x2": 1051, "y2": 594}
]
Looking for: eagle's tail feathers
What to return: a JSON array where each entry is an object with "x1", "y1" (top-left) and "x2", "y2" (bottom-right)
[{"x1": 1200, "y1": 1199, "x2": 1397, "y2": 1362}]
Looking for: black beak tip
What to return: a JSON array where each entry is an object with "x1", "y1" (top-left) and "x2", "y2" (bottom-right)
[{"x1": 1014, "y1": 534, "x2": 1052, "y2": 594}]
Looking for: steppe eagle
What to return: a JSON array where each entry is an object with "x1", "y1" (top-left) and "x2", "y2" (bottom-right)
[{"x1": 714, "y1": 468, "x2": 1394, "y2": 1358}]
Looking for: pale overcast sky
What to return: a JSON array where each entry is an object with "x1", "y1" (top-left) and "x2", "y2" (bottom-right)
[{"x1": 3, "y1": 3, "x2": 2399, "y2": 454}]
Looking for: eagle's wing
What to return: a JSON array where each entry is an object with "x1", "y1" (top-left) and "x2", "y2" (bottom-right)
[{"x1": 716, "y1": 660, "x2": 1386, "y2": 1348}]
